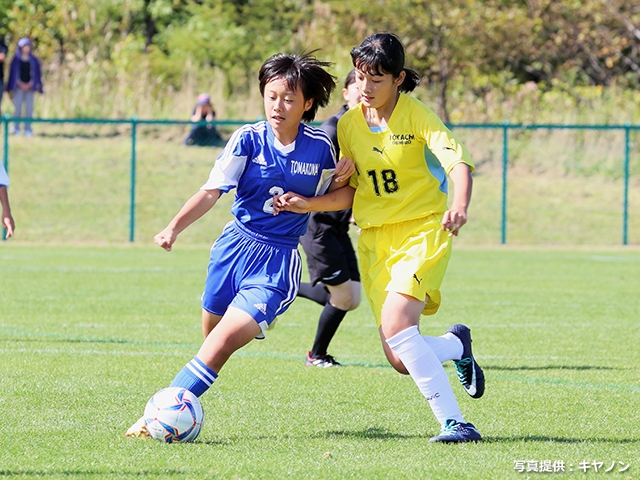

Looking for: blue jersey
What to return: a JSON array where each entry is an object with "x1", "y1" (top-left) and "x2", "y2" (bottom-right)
[
  {"x1": 0, "y1": 162, "x2": 9, "y2": 187},
  {"x1": 201, "y1": 121, "x2": 336, "y2": 240}
]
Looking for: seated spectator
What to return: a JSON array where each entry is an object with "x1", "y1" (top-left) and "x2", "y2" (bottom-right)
[{"x1": 185, "y1": 93, "x2": 223, "y2": 146}]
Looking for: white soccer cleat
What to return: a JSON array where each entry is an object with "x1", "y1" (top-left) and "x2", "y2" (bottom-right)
[{"x1": 125, "y1": 416, "x2": 149, "y2": 438}]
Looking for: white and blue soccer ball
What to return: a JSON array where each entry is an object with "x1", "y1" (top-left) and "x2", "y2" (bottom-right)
[{"x1": 143, "y1": 387, "x2": 204, "y2": 443}]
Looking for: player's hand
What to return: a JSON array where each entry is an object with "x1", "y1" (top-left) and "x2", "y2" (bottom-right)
[
  {"x1": 334, "y1": 157, "x2": 355, "y2": 183},
  {"x1": 273, "y1": 192, "x2": 311, "y2": 214},
  {"x1": 441, "y1": 207, "x2": 468, "y2": 237},
  {"x1": 154, "y1": 227, "x2": 178, "y2": 251},
  {"x1": 2, "y1": 214, "x2": 14, "y2": 238}
]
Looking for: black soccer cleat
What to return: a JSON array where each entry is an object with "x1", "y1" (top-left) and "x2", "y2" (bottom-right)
[
  {"x1": 447, "y1": 324, "x2": 485, "y2": 399},
  {"x1": 429, "y1": 419, "x2": 482, "y2": 443}
]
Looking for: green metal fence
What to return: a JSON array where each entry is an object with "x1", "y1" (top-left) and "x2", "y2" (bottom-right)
[
  {"x1": 2, "y1": 115, "x2": 638, "y2": 244},
  {"x1": 453, "y1": 121, "x2": 639, "y2": 245}
]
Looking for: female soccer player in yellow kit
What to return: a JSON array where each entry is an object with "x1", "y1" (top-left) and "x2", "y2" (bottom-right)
[{"x1": 275, "y1": 33, "x2": 485, "y2": 443}]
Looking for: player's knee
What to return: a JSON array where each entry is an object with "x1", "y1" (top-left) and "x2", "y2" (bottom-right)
[
  {"x1": 381, "y1": 341, "x2": 410, "y2": 374},
  {"x1": 345, "y1": 282, "x2": 361, "y2": 311},
  {"x1": 388, "y1": 356, "x2": 409, "y2": 375},
  {"x1": 330, "y1": 297, "x2": 352, "y2": 310},
  {"x1": 348, "y1": 291, "x2": 361, "y2": 311},
  {"x1": 328, "y1": 286, "x2": 354, "y2": 310},
  {"x1": 329, "y1": 281, "x2": 363, "y2": 311}
]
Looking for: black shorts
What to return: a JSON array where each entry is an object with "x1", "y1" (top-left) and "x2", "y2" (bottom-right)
[{"x1": 300, "y1": 211, "x2": 360, "y2": 287}]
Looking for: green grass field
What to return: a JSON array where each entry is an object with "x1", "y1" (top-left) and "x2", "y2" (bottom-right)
[
  {"x1": 1, "y1": 244, "x2": 638, "y2": 479},
  {"x1": 1, "y1": 130, "x2": 638, "y2": 478},
  {"x1": 3, "y1": 126, "x2": 639, "y2": 246}
]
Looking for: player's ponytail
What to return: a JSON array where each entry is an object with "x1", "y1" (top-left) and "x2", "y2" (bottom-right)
[{"x1": 399, "y1": 68, "x2": 420, "y2": 93}]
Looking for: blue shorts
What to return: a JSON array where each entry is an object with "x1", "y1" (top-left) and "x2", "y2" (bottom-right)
[{"x1": 202, "y1": 220, "x2": 302, "y2": 335}]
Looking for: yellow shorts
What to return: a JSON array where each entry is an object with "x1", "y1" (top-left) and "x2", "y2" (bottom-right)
[{"x1": 358, "y1": 215, "x2": 452, "y2": 326}]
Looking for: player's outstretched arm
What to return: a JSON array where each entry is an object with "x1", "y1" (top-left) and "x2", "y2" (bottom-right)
[
  {"x1": 155, "y1": 189, "x2": 221, "y2": 251},
  {"x1": 275, "y1": 185, "x2": 355, "y2": 215},
  {"x1": 0, "y1": 186, "x2": 14, "y2": 238},
  {"x1": 442, "y1": 163, "x2": 472, "y2": 237}
]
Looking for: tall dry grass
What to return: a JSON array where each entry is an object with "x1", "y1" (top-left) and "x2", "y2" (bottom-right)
[{"x1": 26, "y1": 55, "x2": 640, "y2": 125}]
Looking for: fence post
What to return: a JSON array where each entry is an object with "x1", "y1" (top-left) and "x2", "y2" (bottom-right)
[
  {"x1": 501, "y1": 121, "x2": 509, "y2": 244},
  {"x1": 129, "y1": 116, "x2": 137, "y2": 243},
  {"x1": 2, "y1": 114, "x2": 9, "y2": 241},
  {"x1": 622, "y1": 123, "x2": 630, "y2": 246}
]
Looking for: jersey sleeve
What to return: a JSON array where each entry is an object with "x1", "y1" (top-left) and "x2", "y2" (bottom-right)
[
  {"x1": 314, "y1": 134, "x2": 338, "y2": 196},
  {"x1": 337, "y1": 114, "x2": 359, "y2": 190},
  {"x1": 201, "y1": 126, "x2": 251, "y2": 192},
  {"x1": 421, "y1": 110, "x2": 475, "y2": 174},
  {"x1": 0, "y1": 162, "x2": 9, "y2": 187}
]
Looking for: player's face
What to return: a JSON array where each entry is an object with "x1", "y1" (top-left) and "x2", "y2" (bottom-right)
[
  {"x1": 263, "y1": 77, "x2": 313, "y2": 144},
  {"x1": 342, "y1": 81, "x2": 361, "y2": 109},
  {"x1": 355, "y1": 68, "x2": 405, "y2": 111}
]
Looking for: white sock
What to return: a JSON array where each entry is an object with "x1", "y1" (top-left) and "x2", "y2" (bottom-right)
[
  {"x1": 422, "y1": 332, "x2": 463, "y2": 363},
  {"x1": 386, "y1": 326, "x2": 464, "y2": 426}
]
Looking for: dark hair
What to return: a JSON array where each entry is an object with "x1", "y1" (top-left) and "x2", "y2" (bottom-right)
[
  {"x1": 350, "y1": 33, "x2": 420, "y2": 93},
  {"x1": 259, "y1": 51, "x2": 336, "y2": 122},
  {"x1": 344, "y1": 69, "x2": 356, "y2": 89}
]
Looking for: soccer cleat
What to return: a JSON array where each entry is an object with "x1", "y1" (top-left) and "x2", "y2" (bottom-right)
[
  {"x1": 125, "y1": 416, "x2": 150, "y2": 438},
  {"x1": 305, "y1": 351, "x2": 342, "y2": 367},
  {"x1": 447, "y1": 324, "x2": 485, "y2": 399},
  {"x1": 429, "y1": 419, "x2": 482, "y2": 443}
]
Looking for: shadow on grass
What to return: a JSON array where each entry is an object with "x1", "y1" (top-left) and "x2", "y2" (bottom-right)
[
  {"x1": 485, "y1": 365, "x2": 620, "y2": 371},
  {"x1": 319, "y1": 427, "x2": 420, "y2": 440},
  {"x1": 0, "y1": 470, "x2": 188, "y2": 477},
  {"x1": 482, "y1": 435, "x2": 640, "y2": 444},
  {"x1": 205, "y1": 430, "x2": 640, "y2": 445}
]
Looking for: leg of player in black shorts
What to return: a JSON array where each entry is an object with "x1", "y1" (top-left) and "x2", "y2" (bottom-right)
[{"x1": 299, "y1": 222, "x2": 360, "y2": 367}]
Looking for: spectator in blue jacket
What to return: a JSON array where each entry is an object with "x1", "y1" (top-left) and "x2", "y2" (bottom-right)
[{"x1": 7, "y1": 37, "x2": 43, "y2": 137}]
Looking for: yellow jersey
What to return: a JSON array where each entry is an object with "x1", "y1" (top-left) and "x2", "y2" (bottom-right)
[{"x1": 338, "y1": 93, "x2": 474, "y2": 228}]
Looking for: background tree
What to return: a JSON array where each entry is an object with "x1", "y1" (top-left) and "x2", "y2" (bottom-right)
[{"x1": 1, "y1": 0, "x2": 638, "y2": 120}]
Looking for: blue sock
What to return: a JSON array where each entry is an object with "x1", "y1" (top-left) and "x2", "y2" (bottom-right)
[{"x1": 170, "y1": 356, "x2": 218, "y2": 397}]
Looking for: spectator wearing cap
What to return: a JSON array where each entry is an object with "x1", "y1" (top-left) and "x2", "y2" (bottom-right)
[
  {"x1": 7, "y1": 37, "x2": 43, "y2": 137},
  {"x1": 185, "y1": 93, "x2": 223, "y2": 146}
]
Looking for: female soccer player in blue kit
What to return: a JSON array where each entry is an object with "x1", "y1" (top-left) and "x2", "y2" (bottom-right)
[
  {"x1": 276, "y1": 34, "x2": 485, "y2": 443},
  {"x1": 126, "y1": 52, "x2": 354, "y2": 437}
]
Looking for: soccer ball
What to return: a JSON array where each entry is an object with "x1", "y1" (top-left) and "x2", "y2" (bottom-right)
[{"x1": 143, "y1": 387, "x2": 204, "y2": 443}]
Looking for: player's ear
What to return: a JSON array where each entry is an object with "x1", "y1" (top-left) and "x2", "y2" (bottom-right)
[
  {"x1": 394, "y1": 70, "x2": 406, "y2": 88},
  {"x1": 304, "y1": 98, "x2": 314, "y2": 112}
]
